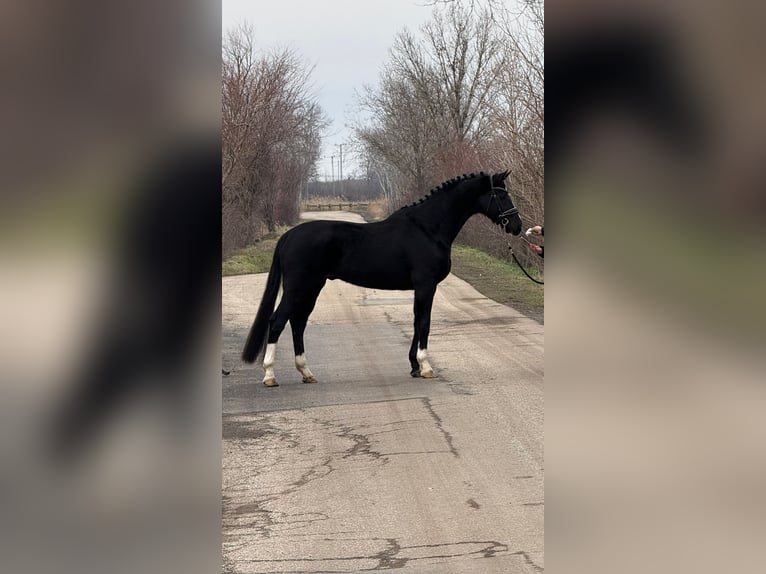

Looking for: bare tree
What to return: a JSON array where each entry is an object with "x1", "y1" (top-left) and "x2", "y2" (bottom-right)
[
  {"x1": 356, "y1": 0, "x2": 544, "y2": 267},
  {"x1": 484, "y1": 0, "x2": 544, "y2": 264},
  {"x1": 222, "y1": 25, "x2": 327, "y2": 255},
  {"x1": 356, "y1": 1, "x2": 505, "y2": 209},
  {"x1": 357, "y1": 72, "x2": 438, "y2": 208}
]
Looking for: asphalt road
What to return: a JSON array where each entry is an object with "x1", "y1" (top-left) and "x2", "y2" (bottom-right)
[{"x1": 222, "y1": 212, "x2": 544, "y2": 574}]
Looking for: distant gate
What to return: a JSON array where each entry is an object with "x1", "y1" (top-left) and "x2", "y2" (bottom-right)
[{"x1": 302, "y1": 202, "x2": 369, "y2": 212}]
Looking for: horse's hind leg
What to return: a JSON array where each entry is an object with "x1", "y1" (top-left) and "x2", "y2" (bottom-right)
[
  {"x1": 290, "y1": 281, "x2": 324, "y2": 384},
  {"x1": 261, "y1": 297, "x2": 295, "y2": 387},
  {"x1": 291, "y1": 315, "x2": 317, "y2": 384}
]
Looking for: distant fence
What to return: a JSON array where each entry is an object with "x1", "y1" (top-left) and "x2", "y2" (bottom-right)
[{"x1": 302, "y1": 202, "x2": 369, "y2": 212}]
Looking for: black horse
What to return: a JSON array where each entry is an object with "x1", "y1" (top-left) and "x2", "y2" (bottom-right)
[{"x1": 242, "y1": 171, "x2": 522, "y2": 386}]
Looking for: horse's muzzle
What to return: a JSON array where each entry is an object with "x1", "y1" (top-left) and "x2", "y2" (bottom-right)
[
  {"x1": 498, "y1": 207, "x2": 521, "y2": 235},
  {"x1": 502, "y1": 218, "x2": 522, "y2": 235}
]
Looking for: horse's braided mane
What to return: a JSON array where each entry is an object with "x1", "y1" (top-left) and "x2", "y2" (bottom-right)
[{"x1": 399, "y1": 171, "x2": 486, "y2": 210}]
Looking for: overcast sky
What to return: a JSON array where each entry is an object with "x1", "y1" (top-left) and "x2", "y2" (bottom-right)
[{"x1": 222, "y1": 0, "x2": 435, "y2": 180}]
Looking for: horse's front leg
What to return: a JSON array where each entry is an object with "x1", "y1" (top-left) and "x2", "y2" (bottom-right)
[
  {"x1": 411, "y1": 284, "x2": 437, "y2": 378},
  {"x1": 409, "y1": 333, "x2": 420, "y2": 377}
]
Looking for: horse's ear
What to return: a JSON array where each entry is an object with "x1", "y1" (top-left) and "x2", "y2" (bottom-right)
[{"x1": 497, "y1": 169, "x2": 511, "y2": 182}]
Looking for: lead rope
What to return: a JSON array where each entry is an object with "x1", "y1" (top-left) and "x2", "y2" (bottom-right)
[{"x1": 508, "y1": 235, "x2": 544, "y2": 285}]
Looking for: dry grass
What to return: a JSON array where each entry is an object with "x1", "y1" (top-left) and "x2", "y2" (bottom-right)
[
  {"x1": 450, "y1": 244, "x2": 544, "y2": 323},
  {"x1": 365, "y1": 199, "x2": 388, "y2": 221}
]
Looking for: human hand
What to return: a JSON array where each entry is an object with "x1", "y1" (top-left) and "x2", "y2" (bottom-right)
[
  {"x1": 530, "y1": 225, "x2": 542, "y2": 235},
  {"x1": 528, "y1": 244, "x2": 543, "y2": 255}
]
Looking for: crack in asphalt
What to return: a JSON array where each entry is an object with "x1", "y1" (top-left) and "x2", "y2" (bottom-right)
[
  {"x1": 222, "y1": 399, "x2": 539, "y2": 573},
  {"x1": 511, "y1": 550, "x2": 545, "y2": 573},
  {"x1": 374, "y1": 537, "x2": 407, "y2": 569},
  {"x1": 223, "y1": 416, "x2": 336, "y2": 541},
  {"x1": 233, "y1": 538, "x2": 512, "y2": 571},
  {"x1": 224, "y1": 397, "x2": 463, "y2": 548},
  {"x1": 338, "y1": 423, "x2": 385, "y2": 462},
  {"x1": 420, "y1": 397, "x2": 459, "y2": 458}
]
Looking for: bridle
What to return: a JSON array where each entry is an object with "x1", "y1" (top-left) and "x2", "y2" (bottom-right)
[{"x1": 487, "y1": 175, "x2": 518, "y2": 227}]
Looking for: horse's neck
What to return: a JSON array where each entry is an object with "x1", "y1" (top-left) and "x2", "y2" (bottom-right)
[{"x1": 407, "y1": 187, "x2": 478, "y2": 245}]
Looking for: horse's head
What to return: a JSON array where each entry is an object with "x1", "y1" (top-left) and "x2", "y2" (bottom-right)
[{"x1": 478, "y1": 170, "x2": 522, "y2": 235}]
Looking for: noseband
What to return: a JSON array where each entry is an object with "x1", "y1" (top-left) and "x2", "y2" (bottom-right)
[{"x1": 487, "y1": 176, "x2": 518, "y2": 226}]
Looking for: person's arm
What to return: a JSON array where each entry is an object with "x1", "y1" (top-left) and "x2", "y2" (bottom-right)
[{"x1": 527, "y1": 225, "x2": 544, "y2": 258}]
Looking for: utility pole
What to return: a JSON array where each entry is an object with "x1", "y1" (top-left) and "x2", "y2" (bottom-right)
[
  {"x1": 331, "y1": 155, "x2": 335, "y2": 196},
  {"x1": 336, "y1": 144, "x2": 344, "y2": 197}
]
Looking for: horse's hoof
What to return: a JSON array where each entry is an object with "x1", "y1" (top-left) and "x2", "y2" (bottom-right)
[
  {"x1": 302, "y1": 375, "x2": 318, "y2": 384},
  {"x1": 263, "y1": 378, "x2": 279, "y2": 387},
  {"x1": 420, "y1": 370, "x2": 435, "y2": 379},
  {"x1": 410, "y1": 369, "x2": 421, "y2": 378}
]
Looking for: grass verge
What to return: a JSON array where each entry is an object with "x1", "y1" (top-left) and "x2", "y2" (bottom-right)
[
  {"x1": 450, "y1": 244, "x2": 544, "y2": 323},
  {"x1": 222, "y1": 229, "x2": 286, "y2": 276}
]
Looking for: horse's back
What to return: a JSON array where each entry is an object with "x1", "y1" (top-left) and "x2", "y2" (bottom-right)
[
  {"x1": 281, "y1": 219, "x2": 366, "y2": 255},
  {"x1": 279, "y1": 219, "x2": 417, "y2": 290},
  {"x1": 279, "y1": 219, "x2": 366, "y2": 271}
]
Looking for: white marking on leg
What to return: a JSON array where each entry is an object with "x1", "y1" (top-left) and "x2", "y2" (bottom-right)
[
  {"x1": 417, "y1": 348, "x2": 433, "y2": 376},
  {"x1": 263, "y1": 343, "x2": 277, "y2": 383},
  {"x1": 295, "y1": 354, "x2": 315, "y2": 379}
]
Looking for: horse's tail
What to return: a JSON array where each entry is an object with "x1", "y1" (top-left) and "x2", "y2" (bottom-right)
[{"x1": 242, "y1": 242, "x2": 283, "y2": 364}]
